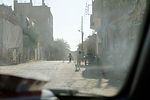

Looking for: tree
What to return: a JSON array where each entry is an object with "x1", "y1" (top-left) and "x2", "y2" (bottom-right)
[
  {"x1": 77, "y1": 34, "x2": 97, "y2": 56},
  {"x1": 49, "y1": 39, "x2": 70, "y2": 60}
]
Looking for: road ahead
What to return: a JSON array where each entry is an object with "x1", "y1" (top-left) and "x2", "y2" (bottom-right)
[{"x1": 0, "y1": 61, "x2": 123, "y2": 96}]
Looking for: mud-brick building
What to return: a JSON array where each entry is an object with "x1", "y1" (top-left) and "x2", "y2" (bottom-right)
[
  {"x1": 14, "y1": 0, "x2": 53, "y2": 60},
  {"x1": 90, "y1": 0, "x2": 147, "y2": 69},
  {"x1": 0, "y1": 5, "x2": 23, "y2": 65}
]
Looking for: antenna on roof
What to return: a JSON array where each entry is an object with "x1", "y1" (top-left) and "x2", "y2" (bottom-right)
[
  {"x1": 42, "y1": 0, "x2": 45, "y2": 6},
  {"x1": 14, "y1": 0, "x2": 18, "y2": 2},
  {"x1": 30, "y1": 0, "x2": 32, "y2": 5}
]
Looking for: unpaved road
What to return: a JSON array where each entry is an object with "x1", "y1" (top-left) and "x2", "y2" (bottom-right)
[{"x1": 0, "y1": 61, "x2": 125, "y2": 96}]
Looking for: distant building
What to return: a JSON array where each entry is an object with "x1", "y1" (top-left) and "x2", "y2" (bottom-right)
[
  {"x1": 14, "y1": 0, "x2": 53, "y2": 60},
  {"x1": 0, "y1": 5, "x2": 23, "y2": 64}
]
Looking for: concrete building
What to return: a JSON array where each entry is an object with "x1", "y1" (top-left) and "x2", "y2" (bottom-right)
[
  {"x1": 90, "y1": 0, "x2": 147, "y2": 68},
  {"x1": 14, "y1": 0, "x2": 53, "y2": 60},
  {"x1": 0, "y1": 5, "x2": 23, "y2": 64}
]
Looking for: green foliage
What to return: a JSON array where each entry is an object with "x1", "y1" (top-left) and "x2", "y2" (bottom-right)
[
  {"x1": 23, "y1": 27, "x2": 37, "y2": 48},
  {"x1": 49, "y1": 39, "x2": 70, "y2": 60},
  {"x1": 78, "y1": 34, "x2": 97, "y2": 56}
]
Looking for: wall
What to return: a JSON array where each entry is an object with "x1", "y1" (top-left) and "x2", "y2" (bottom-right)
[
  {"x1": 14, "y1": 1, "x2": 53, "y2": 59},
  {"x1": 0, "y1": 18, "x2": 23, "y2": 62},
  {"x1": 91, "y1": 0, "x2": 147, "y2": 69},
  {"x1": 0, "y1": 18, "x2": 3, "y2": 58}
]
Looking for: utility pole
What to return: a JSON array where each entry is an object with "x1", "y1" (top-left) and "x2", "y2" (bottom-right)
[{"x1": 81, "y1": 16, "x2": 84, "y2": 54}]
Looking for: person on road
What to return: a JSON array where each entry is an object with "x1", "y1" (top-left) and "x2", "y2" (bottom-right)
[
  {"x1": 68, "y1": 53, "x2": 72, "y2": 63},
  {"x1": 75, "y1": 51, "x2": 82, "y2": 71}
]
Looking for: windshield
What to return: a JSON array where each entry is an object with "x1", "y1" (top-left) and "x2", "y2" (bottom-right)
[{"x1": 0, "y1": 0, "x2": 147, "y2": 96}]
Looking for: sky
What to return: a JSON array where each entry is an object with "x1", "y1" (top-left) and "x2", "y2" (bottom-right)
[{"x1": 0, "y1": 0, "x2": 92, "y2": 51}]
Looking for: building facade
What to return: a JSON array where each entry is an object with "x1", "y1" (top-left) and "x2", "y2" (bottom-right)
[
  {"x1": 90, "y1": 0, "x2": 147, "y2": 68},
  {"x1": 14, "y1": 0, "x2": 53, "y2": 60},
  {"x1": 0, "y1": 5, "x2": 23, "y2": 64}
]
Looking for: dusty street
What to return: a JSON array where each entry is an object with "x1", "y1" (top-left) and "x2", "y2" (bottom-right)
[{"x1": 0, "y1": 61, "x2": 124, "y2": 96}]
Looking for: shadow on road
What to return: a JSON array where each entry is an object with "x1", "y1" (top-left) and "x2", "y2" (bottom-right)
[
  {"x1": 82, "y1": 66, "x2": 105, "y2": 88},
  {"x1": 82, "y1": 66, "x2": 105, "y2": 79},
  {"x1": 82, "y1": 65, "x2": 123, "y2": 89}
]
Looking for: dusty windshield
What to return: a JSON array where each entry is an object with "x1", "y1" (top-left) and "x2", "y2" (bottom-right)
[{"x1": 0, "y1": 0, "x2": 147, "y2": 96}]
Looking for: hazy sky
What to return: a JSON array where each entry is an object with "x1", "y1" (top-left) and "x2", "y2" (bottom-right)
[{"x1": 0, "y1": 0, "x2": 92, "y2": 51}]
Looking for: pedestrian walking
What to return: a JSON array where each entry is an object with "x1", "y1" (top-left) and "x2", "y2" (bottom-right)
[
  {"x1": 75, "y1": 51, "x2": 82, "y2": 71},
  {"x1": 68, "y1": 53, "x2": 72, "y2": 63}
]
